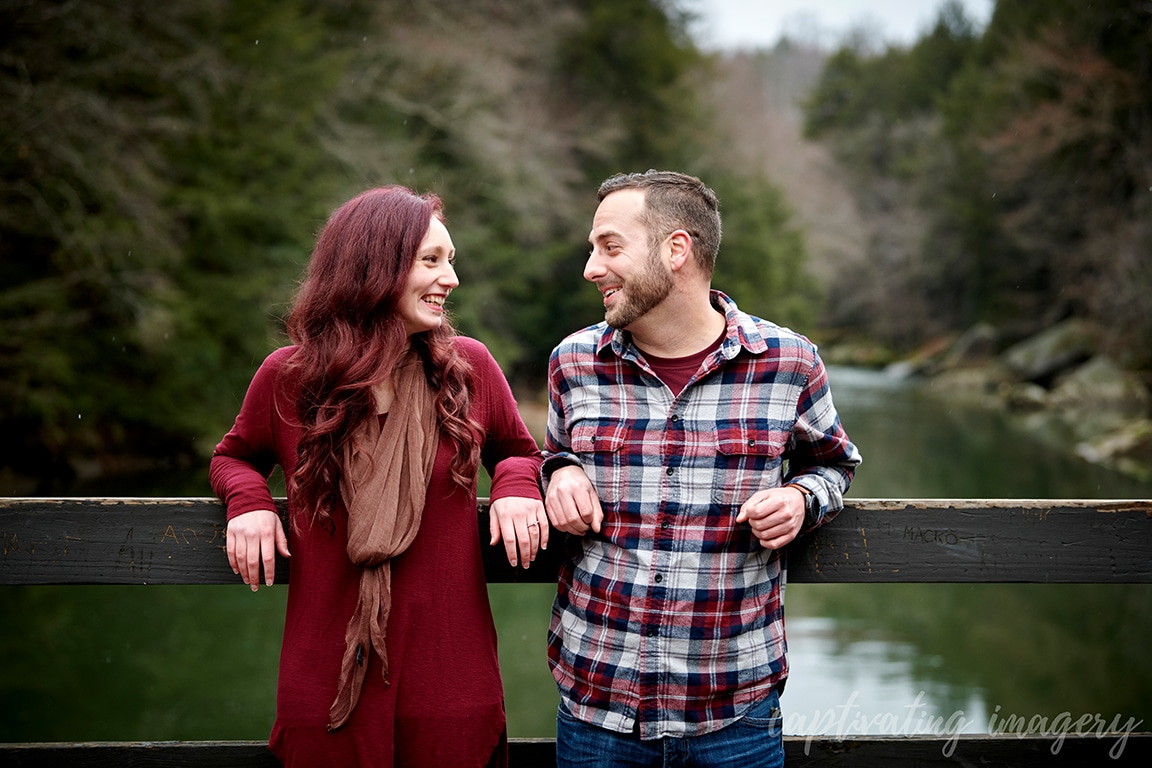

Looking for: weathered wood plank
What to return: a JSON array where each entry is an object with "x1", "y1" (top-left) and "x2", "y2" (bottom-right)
[
  {"x1": 2, "y1": 498, "x2": 1150, "y2": 585},
  {"x1": 0, "y1": 498, "x2": 258, "y2": 586},
  {"x1": 0, "y1": 741, "x2": 281, "y2": 767},
  {"x1": 1, "y1": 734, "x2": 1148, "y2": 767},
  {"x1": 780, "y1": 733, "x2": 1151, "y2": 766},
  {"x1": 790, "y1": 499, "x2": 1152, "y2": 583},
  {"x1": 0, "y1": 497, "x2": 555, "y2": 586}
]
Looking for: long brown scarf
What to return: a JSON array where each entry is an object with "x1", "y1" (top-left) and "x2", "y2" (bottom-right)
[{"x1": 328, "y1": 352, "x2": 439, "y2": 731}]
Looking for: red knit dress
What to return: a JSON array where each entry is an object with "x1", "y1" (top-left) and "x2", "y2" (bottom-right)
[{"x1": 210, "y1": 337, "x2": 542, "y2": 767}]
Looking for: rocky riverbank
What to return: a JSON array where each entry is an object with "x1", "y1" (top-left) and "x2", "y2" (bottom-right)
[{"x1": 826, "y1": 319, "x2": 1152, "y2": 483}]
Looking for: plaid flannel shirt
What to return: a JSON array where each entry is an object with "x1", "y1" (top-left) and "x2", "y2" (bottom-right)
[{"x1": 543, "y1": 291, "x2": 861, "y2": 740}]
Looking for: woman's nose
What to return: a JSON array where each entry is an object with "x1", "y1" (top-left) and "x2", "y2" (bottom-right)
[{"x1": 441, "y1": 262, "x2": 459, "y2": 288}]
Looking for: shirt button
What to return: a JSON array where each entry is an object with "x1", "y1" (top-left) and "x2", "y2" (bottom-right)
[
  {"x1": 666, "y1": 467, "x2": 674, "y2": 476},
  {"x1": 654, "y1": 574, "x2": 663, "y2": 583},
  {"x1": 660, "y1": 520, "x2": 670, "y2": 530},
  {"x1": 671, "y1": 414, "x2": 680, "y2": 422},
  {"x1": 748, "y1": 439, "x2": 756, "y2": 447},
  {"x1": 645, "y1": 627, "x2": 657, "y2": 637}
]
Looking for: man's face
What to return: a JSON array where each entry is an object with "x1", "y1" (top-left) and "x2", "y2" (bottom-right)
[{"x1": 585, "y1": 189, "x2": 673, "y2": 330}]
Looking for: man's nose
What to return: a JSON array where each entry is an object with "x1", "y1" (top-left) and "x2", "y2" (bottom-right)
[{"x1": 584, "y1": 250, "x2": 606, "y2": 282}]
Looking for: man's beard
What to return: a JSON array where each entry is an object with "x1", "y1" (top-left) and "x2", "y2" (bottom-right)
[{"x1": 605, "y1": 246, "x2": 673, "y2": 329}]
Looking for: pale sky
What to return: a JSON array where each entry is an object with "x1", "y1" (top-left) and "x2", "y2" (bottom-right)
[{"x1": 689, "y1": 0, "x2": 994, "y2": 49}]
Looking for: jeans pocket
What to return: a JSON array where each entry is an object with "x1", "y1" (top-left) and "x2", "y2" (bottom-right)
[
  {"x1": 693, "y1": 689, "x2": 785, "y2": 768},
  {"x1": 739, "y1": 690, "x2": 783, "y2": 732},
  {"x1": 557, "y1": 698, "x2": 580, "y2": 724}
]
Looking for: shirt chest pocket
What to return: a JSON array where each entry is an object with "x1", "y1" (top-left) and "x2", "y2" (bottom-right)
[
  {"x1": 711, "y1": 426, "x2": 789, "y2": 507},
  {"x1": 570, "y1": 423, "x2": 629, "y2": 505}
]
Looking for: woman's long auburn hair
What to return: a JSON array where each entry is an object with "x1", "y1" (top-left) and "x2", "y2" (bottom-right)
[{"x1": 283, "y1": 186, "x2": 481, "y2": 527}]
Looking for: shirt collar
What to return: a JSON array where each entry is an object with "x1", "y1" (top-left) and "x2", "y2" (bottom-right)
[{"x1": 593, "y1": 290, "x2": 769, "y2": 362}]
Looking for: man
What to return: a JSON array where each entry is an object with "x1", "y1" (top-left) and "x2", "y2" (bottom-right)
[{"x1": 542, "y1": 170, "x2": 862, "y2": 768}]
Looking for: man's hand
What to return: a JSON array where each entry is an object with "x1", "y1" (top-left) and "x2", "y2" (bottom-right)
[
  {"x1": 735, "y1": 486, "x2": 807, "y2": 549},
  {"x1": 227, "y1": 509, "x2": 291, "y2": 591},
  {"x1": 489, "y1": 495, "x2": 547, "y2": 569},
  {"x1": 545, "y1": 464, "x2": 604, "y2": 536}
]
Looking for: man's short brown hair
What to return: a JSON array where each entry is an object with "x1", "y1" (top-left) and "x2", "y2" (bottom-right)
[{"x1": 597, "y1": 170, "x2": 722, "y2": 276}]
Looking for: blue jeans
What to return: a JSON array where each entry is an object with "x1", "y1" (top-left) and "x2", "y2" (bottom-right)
[{"x1": 556, "y1": 689, "x2": 784, "y2": 768}]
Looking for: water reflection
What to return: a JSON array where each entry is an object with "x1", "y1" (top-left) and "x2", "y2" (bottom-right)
[
  {"x1": 786, "y1": 580, "x2": 1152, "y2": 738},
  {"x1": 784, "y1": 616, "x2": 987, "y2": 736}
]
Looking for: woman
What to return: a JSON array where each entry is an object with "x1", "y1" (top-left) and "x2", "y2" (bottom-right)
[{"x1": 210, "y1": 186, "x2": 546, "y2": 767}]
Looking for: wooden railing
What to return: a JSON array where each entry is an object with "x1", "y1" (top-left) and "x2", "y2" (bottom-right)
[{"x1": 2, "y1": 497, "x2": 1151, "y2": 766}]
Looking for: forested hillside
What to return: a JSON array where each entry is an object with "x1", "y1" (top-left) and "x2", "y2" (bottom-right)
[
  {"x1": 1, "y1": 0, "x2": 809, "y2": 489},
  {"x1": 4, "y1": 0, "x2": 1149, "y2": 489},
  {"x1": 801, "y1": 0, "x2": 1152, "y2": 366}
]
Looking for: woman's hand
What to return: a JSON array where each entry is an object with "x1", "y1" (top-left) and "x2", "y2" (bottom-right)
[
  {"x1": 226, "y1": 509, "x2": 291, "y2": 591},
  {"x1": 489, "y1": 495, "x2": 547, "y2": 569}
]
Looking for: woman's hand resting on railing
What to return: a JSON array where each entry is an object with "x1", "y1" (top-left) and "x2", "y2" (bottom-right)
[
  {"x1": 227, "y1": 509, "x2": 291, "y2": 591},
  {"x1": 489, "y1": 495, "x2": 547, "y2": 569}
]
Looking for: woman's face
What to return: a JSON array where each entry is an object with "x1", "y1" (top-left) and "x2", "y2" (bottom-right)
[{"x1": 400, "y1": 216, "x2": 458, "y2": 337}]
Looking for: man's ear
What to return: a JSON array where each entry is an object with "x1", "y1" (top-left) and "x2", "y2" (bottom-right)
[{"x1": 667, "y1": 230, "x2": 693, "y2": 272}]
